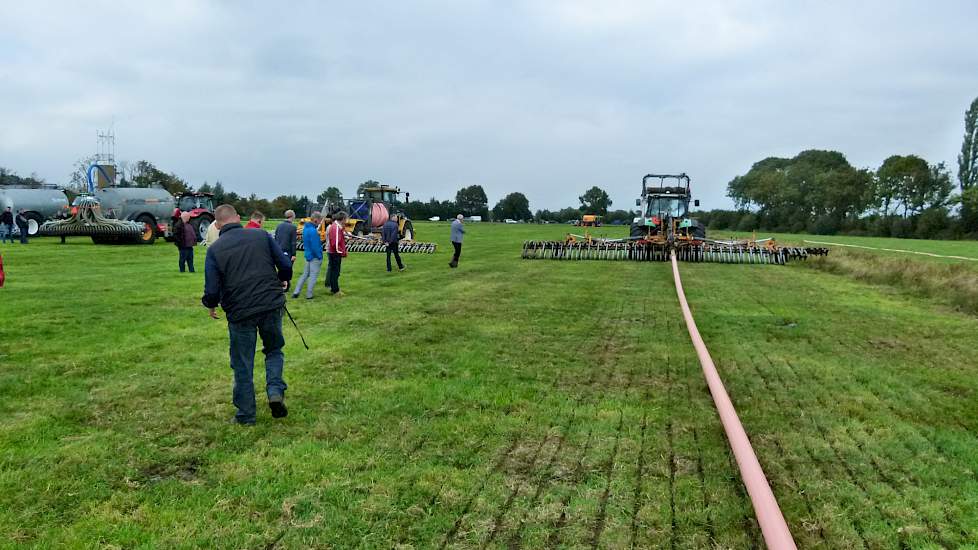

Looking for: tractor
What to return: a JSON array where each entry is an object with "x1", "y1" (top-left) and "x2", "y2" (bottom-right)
[
  {"x1": 169, "y1": 192, "x2": 215, "y2": 242},
  {"x1": 342, "y1": 184, "x2": 415, "y2": 240},
  {"x1": 522, "y1": 172, "x2": 828, "y2": 263},
  {"x1": 630, "y1": 173, "x2": 704, "y2": 242},
  {"x1": 297, "y1": 184, "x2": 436, "y2": 254}
]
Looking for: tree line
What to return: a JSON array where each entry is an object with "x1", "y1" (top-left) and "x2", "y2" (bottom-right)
[{"x1": 700, "y1": 96, "x2": 978, "y2": 239}]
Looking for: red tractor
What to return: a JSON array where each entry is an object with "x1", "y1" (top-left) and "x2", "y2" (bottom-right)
[{"x1": 166, "y1": 192, "x2": 215, "y2": 242}]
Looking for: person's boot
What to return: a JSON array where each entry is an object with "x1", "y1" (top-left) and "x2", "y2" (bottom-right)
[{"x1": 269, "y1": 395, "x2": 288, "y2": 418}]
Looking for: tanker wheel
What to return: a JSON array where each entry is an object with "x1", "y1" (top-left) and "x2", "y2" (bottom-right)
[
  {"x1": 137, "y1": 215, "x2": 157, "y2": 245},
  {"x1": 24, "y1": 212, "x2": 44, "y2": 236},
  {"x1": 354, "y1": 221, "x2": 366, "y2": 236}
]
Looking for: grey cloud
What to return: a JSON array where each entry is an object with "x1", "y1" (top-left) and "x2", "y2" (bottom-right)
[{"x1": 1, "y1": 1, "x2": 976, "y2": 211}]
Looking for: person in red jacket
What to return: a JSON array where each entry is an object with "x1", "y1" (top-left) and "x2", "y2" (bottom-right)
[
  {"x1": 324, "y1": 211, "x2": 348, "y2": 296},
  {"x1": 245, "y1": 211, "x2": 265, "y2": 229}
]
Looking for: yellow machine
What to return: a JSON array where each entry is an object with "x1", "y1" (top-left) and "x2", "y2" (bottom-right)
[{"x1": 580, "y1": 214, "x2": 601, "y2": 227}]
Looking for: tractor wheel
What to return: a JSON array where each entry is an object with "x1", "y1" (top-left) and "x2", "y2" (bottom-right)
[
  {"x1": 191, "y1": 214, "x2": 214, "y2": 243},
  {"x1": 136, "y1": 215, "x2": 158, "y2": 245},
  {"x1": 354, "y1": 221, "x2": 366, "y2": 236},
  {"x1": 401, "y1": 220, "x2": 414, "y2": 241},
  {"x1": 691, "y1": 219, "x2": 706, "y2": 240},
  {"x1": 630, "y1": 223, "x2": 645, "y2": 239}
]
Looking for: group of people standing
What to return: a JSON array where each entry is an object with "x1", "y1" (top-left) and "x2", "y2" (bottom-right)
[
  {"x1": 199, "y1": 205, "x2": 468, "y2": 425},
  {"x1": 285, "y1": 210, "x2": 350, "y2": 299},
  {"x1": 1, "y1": 206, "x2": 33, "y2": 244}
]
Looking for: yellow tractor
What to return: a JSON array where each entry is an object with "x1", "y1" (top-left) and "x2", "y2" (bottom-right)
[{"x1": 297, "y1": 185, "x2": 436, "y2": 253}]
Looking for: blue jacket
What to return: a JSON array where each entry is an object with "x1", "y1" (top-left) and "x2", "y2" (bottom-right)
[
  {"x1": 302, "y1": 223, "x2": 323, "y2": 261},
  {"x1": 451, "y1": 219, "x2": 465, "y2": 243},
  {"x1": 202, "y1": 223, "x2": 293, "y2": 322},
  {"x1": 381, "y1": 220, "x2": 399, "y2": 244}
]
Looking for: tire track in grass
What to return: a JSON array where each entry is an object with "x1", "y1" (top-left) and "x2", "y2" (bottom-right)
[
  {"x1": 780, "y1": 355, "x2": 970, "y2": 546},
  {"x1": 546, "y1": 429, "x2": 594, "y2": 549},
  {"x1": 738, "y1": 353, "x2": 831, "y2": 548},
  {"x1": 440, "y1": 434, "x2": 524, "y2": 548},
  {"x1": 746, "y1": 275, "x2": 974, "y2": 543},
  {"x1": 507, "y1": 410, "x2": 578, "y2": 548},
  {"x1": 666, "y1": 358, "x2": 678, "y2": 550},
  {"x1": 813, "y1": 371, "x2": 964, "y2": 547},
  {"x1": 588, "y1": 409, "x2": 624, "y2": 549},
  {"x1": 628, "y1": 406, "x2": 648, "y2": 549},
  {"x1": 546, "y1": 301, "x2": 628, "y2": 547},
  {"x1": 686, "y1": 378, "x2": 717, "y2": 546},
  {"x1": 830, "y1": 376, "x2": 975, "y2": 542},
  {"x1": 772, "y1": 359, "x2": 908, "y2": 549},
  {"x1": 481, "y1": 428, "x2": 553, "y2": 548},
  {"x1": 744, "y1": 351, "x2": 874, "y2": 549}
]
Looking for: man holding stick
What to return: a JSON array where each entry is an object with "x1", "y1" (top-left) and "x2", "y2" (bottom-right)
[{"x1": 202, "y1": 205, "x2": 293, "y2": 425}]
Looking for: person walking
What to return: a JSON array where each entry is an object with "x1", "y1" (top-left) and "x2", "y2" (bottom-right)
[
  {"x1": 15, "y1": 209, "x2": 29, "y2": 244},
  {"x1": 245, "y1": 211, "x2": 265, "y2": 229},
  {"x1": 382, "y1": 214, "x2": 405, "y2": 273},
  {"x1": 324, "y1": 211, "x2": 348, "y2": 296},
  {"x1": 274, "y1": 210, "x2": 298, "y2": 264},
  {"x1": 173, "y1": 212, "x2": 197, "y2": 272},
  {"x1": 449, "y1": 214, "x2": 465, "y2": 268},
  {"x1": 202, "y1": 204, "x2": 293, "y2": 425},
  {"x1": 1, "y1": 207, "x2": 13, "y2": 244},
  {"x1": 204, "y1": 220, "x2": 220, "y2": 246},
  {"x1": 292, "y1": 212, "x2": 323, "y2": 299}
]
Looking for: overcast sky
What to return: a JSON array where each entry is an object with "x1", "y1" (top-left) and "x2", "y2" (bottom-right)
[{"x1": 1, "y1": 1, "x2": 976, "y2": 210}]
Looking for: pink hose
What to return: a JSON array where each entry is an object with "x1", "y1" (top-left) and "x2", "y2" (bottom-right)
[{"x1": 671, "y1": 251, "x2": 797, "y2": 549}]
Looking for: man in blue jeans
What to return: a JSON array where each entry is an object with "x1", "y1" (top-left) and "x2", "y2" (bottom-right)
[
  {"x1": 292, "y1": 211, "x2": 323, "y2": 299},
  {"x1": 202, "y1": 204, "x2": 293, "y2": 425}
]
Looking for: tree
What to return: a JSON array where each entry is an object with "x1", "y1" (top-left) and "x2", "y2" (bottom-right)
[
  {"x1": 455, "y1": 185, "x2": 489, "y2": 218},
  {"x1": 491, "y1": 192, "x2": 531, "y2": 221},
  {"x1": 578, "y1": 186, "x2": 612, "y2": 215},
  {"x1": 960, "y1": 186, "x2": 978, "y2": 233},
  {"x1": 877, "y1": 155, "x2": 952, "y2": 217},
  {"x1": 958, "y1": 96, "x2": 978, "y2": 191},
  {"x1": 356, "y1": 180, "x2": 380, "y2": 196},
  {"x1": 317, "y1": 186, "x2": 343, "y2": 206},
  {"x1": 68, "y1": 155, "x2": 98, "y2": 191},
  {"x1": 128, "y1": 160, "x2": 191, "y2": 195},
  {"x1": 727, "y1": 150, "x2": 872, "y2": 230}
]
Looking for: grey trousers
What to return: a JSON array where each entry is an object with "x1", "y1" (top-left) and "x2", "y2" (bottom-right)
[{"x1": 293, "y1": 258, "x2": 322, "y2": 298}]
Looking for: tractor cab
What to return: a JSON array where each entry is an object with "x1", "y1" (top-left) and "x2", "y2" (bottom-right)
[
  {"x1": 631, "y1": 173, "x2": 704, "y2": 241},
  {"x1": 360, "y1": 185, "x2": 402, "y2": 204},
  {"x1": 177, "y1": 192, "x2": 214, "y2": 214}
]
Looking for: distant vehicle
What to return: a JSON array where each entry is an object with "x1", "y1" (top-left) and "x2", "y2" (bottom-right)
[
  {"x1": 0, "y1": 186, "x2": 69, "y2": 236},
  {"x1": 428, "y1": 216, "x2": 441, "y2": 221},
  {"x1": 504, "y1": 219, "x2": 518, "y2": 224},
  {"x1": 73, "y1": 187, "x2": 176, "y2": 244},
  {"x1": 466, "y1": 215, "x2": 482, "y2": 222},
  {"x1": 580, "y1": 214, "x2": 601, "y2": 227}
]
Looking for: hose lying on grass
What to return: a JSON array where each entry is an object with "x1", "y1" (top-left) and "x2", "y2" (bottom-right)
[{"x1": 671, "y1": 250, "x2": 797, "y2": 550}]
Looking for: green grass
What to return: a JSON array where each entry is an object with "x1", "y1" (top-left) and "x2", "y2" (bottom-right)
[{"x1": 1, "y1": 223, "x2": 977, "y2": 548}]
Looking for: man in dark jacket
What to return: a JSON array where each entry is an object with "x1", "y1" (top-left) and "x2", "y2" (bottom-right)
[
  {"x1": 273, "y1": 209, "x2": 297, "y2": 264},
  {"x1": 14, "y1": 209, "x2": 29, "y2": 244},
  {"x1": 202, "y1": 204, "x2": 294, "y2": 425},
  {"x1": 382, "y1": 214, "x2": 405, "y2": 272},
  {"x1": 172, "y1": 212, "x2": 197, "y2": 272}
]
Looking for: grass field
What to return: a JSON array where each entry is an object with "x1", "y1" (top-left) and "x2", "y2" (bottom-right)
[{"x1": 2, "y1": 222, "x2": 977, "y2": 548}]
